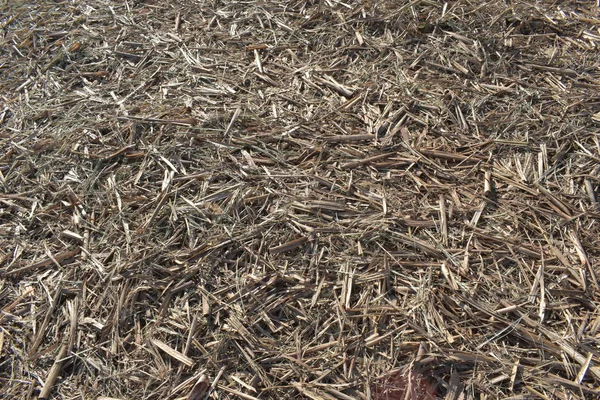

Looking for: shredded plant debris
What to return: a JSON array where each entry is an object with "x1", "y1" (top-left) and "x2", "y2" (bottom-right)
[{"x1": 1, "y1": 0, "x2": 600, "y2": 398}]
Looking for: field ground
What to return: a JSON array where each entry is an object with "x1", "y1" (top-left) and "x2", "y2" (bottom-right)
[{"x1": 2, "y1": 0, "x2": 600, "y2": 398}]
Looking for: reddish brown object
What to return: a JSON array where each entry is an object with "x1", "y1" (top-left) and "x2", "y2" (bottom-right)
[{"x1": 373, "y1": 370, "x2": 437, "y2": 400}]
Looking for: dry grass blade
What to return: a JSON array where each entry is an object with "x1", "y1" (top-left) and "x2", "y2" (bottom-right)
[{"x1": 150, "y1": 339, "x2": 194, "y2": 367}]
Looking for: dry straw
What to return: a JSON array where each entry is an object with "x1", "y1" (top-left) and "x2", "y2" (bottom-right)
[{"x1": 1, "y1": 0, "x2": 600, "y2": 398}]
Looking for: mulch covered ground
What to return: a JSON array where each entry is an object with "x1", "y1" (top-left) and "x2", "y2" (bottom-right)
[{"x1": 2, "y1": 0, "x2": 600, "y2": 398}]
